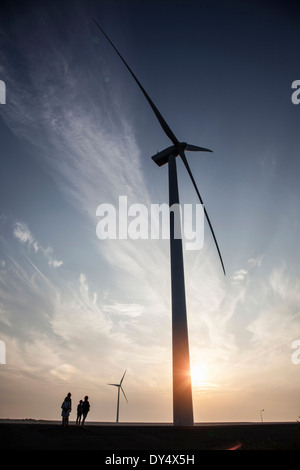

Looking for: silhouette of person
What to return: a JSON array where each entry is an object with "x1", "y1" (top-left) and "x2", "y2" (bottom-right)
[
  {"x1": 61, "y1": 392, "x2": 72, "y2": 427},
  {"x1": 76, "y1": 400, "x2": 83, "y2": 426},
  {"x1": 81, "y1": 395, "x2": 90, "y2": 427}
]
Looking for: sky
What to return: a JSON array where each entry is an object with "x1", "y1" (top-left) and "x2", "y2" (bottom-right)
[{"x1": 0, "y1": 0, "x2": 300, "y2": 423}]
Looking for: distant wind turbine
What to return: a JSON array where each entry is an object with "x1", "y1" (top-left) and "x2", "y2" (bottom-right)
[
  {"x1": 94, "y1": 20, "x2": 226, "y2": 426},
  {"x1": 108, "y1": 370, "x2": 128, "y2": 423}
]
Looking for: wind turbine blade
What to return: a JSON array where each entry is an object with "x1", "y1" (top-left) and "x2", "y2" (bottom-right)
[
  {"x1": 108, "y1": 383, "x2": 119, "y2": 387},
  {"x1": 179, "y1": 151, "x2": 226, "y2": 276},
  {"x1": 186, "y1": 144, "x2": 213, "y2": 153},
  {"x1": 121, "y1": 386, "x2": 128, "y2": 403},
  {"x1": 120, "y1": 369, "x2": 127, "y2": 385},
  {"x1": 93, "y1": 19, "x2": 179, "y2": 146}
]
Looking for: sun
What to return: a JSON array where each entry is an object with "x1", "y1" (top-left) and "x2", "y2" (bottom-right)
[{"x1": 190, "y1": 363, "x2": 207, "y2": 387}]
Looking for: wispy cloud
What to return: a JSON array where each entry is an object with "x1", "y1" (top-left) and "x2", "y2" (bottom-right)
[
  {"x1": 248, "y1": 255, "x2": 265, "y2": 269},
  {"x1": 13, "y1": 222, "x2": 35, "y2": 247},
  {"x1": 231, "y1": 268, "x2": 248, "y2": 283},
  {"x1": 0, "y1": 15, "x2": 158, "y2": 298},
  {"x1": 0, "y1": 219, "x2": 171, "y2": 412},
  {"x1": 13, "y1": 221, "x2": 63, "y2": 268},
  {"x1": 0, "y1": 19, "x2": 148, "y2": 217}
]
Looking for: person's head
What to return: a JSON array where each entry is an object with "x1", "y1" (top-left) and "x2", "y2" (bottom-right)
[
  {"x1": 79, "y1": 400, "x2": 83, "y2": 404},
  {"x1": 67, "y1": 392, "x2": 71, "y2": 397},
  {"x1": 84, "y1": 395, "x2": 88, "y2": 400}
]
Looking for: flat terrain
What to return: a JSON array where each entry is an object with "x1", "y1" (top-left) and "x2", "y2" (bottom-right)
[{"x1": 0, "y1": 421, "x2": 299, "y2": 450}]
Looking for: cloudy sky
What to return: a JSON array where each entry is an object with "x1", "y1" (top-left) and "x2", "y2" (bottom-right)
[{"x1": 0, "y1": 0, "x2": 300, "y2": 423}]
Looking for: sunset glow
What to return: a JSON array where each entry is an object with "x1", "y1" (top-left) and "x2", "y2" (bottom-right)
[{"x1": 191, "y1": 363, "x2": 208, "y2": 388}]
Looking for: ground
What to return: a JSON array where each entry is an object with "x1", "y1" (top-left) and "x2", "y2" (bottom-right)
[{"x1": 0, "y1": 421, "x2": 299, "y2": 451}]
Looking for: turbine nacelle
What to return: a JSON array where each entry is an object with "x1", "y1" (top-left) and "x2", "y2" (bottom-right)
[{"x1": 151, "y1": 142, "x2": 212, "y2": 167}]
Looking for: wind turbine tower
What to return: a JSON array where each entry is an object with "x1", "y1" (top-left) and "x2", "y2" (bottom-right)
[{"x1": 94, "y1": 21, "x2": 226, "y2": 426}]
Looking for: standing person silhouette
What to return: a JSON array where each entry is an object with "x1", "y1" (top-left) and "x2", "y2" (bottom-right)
[
  {"x1": 76, "y1": 400, "x2": 83, "y2": 426},
  {"x1": 61, "y1": 392, "x2": 72, "y2": 427},
  {"x1": 81, "y1": 396, "x2": 90, "y2": 427}
]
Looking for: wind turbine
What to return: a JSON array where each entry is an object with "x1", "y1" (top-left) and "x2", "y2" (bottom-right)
[
  {"x1": 108, "y1": 370, "x2": 128, "y2": 423},
  {"x1": 94, "y1": 20, "x2": 226, "y2": 426}
]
